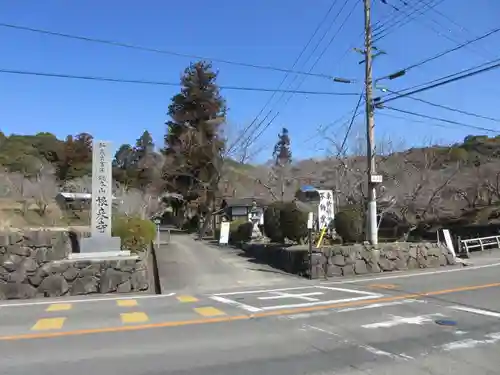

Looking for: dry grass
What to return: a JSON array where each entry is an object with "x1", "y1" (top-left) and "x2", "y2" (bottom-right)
[{"x1": 0, "y1": 199, "x2": 90, "y2": 228}]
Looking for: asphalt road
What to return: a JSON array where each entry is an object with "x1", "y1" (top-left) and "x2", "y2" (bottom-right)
[
  {"x1": 155, "y1": 233, "x2": 298, "y2": 293},
  {"x1": 1, "y1": 258, "x2": 500, "y2": 374}
]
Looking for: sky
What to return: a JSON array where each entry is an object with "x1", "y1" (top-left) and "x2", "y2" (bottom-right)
[{"x1": 1, "y1": 0, "x2": 499, "y2": 162}]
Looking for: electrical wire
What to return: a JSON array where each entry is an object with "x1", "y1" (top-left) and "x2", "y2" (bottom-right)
[
  {"x1": 376, "y1": 25, "x2": 500, "y2": 81},
  {"x1": 373, "y1": 0, "x2": 446, "y2": 42},
  {"x1": 0, "y1": 21, "x2": 341, "y2": 80},
  {"x1": 376, "y1": 56, "x2": 500, "y2": 104},
  {"x1": 377, "y1": 87, "x2": 500, "y2": 123},
  {"x1": 382, "y1": 106, "x2": 500, "y2": 133},
  {"x1": 337, "y1": 93, "x2": 365, "y2": 157},
  {"x1": 246, "y1": 0, "x2": 361, "y2": 148},
  {"x1": 227, "y1": 0, "x2": 342, "y2": 153},
  {"x1": 0, "y1": 68, "x2": 360, "y2": 95}
]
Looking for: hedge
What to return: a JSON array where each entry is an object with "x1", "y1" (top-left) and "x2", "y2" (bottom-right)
[{"x1": 112, "y1": 216, "x2": 156, "y2": 253}]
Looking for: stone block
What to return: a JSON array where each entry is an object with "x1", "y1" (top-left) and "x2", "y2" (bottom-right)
[
  {"x1": 0, "y1": 282, "x2": 37, "y2": 299},
  {"x1": 354, "y1": 259, "x2": 368, "y2": 274},
  {"x1": 38, "y1": 275, "x2": 69, "y2": 297},
  {"x1": 70, "y1": 276, "x2": 98, "y2": 295},
  {"x1": 100, "y1": 268, "x2": 130, "y2": 293},
  {"x1": 62, "y1": 267, "x2": 79, "y2": 282},
  {"x1": 332, "y1": 254, "x2": 346, "y2": 266}
]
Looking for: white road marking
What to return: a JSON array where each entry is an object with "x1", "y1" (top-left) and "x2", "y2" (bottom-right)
[
  {"x1": 258, "y1": 291, "x2": 324, "y2": 302},
  {"x1": 448, "y1": 305, "x2": 500, "y2": 318},
  {"x1": 317, "y1": 286, "x2": 382, "y2": 296},
  {"x1": 259, "y1": 294, "x2": 384, "y2": 311},
  {"x1": 337, "y1": 299, "x2": 424, "y2": 312},
  {"x1": 439, "y1": 332, "x2": 500, "y2": 351},
  {"x1": 280, "y1": 311, "x2": 332, "y2": 320},
  {"x1": 209, "y1": 295, "x2": 263, "y2": 313},
  {"x1": 320, "y1": 262, "x2": 500, "y2": 286},
  {"x1": 212, "y1": 285, "x2": 317, "y2": 297},
  {"x1": 361, "y1": 313, "x2": 445, "y2": 329},
  {"x1": 0, "y1": 292, "x2": 177, "y2": 308},
  {"x1": 304, "y1": 324, "x2": 412, "y2": 360}
]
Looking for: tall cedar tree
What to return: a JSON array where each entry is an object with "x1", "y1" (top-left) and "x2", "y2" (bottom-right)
[
  {"x1": 163, "y1": 61, "x2": 226, "y2": 203},
  {"x1": 272, "y1": 127, "x2": 292, "y2": 200}
]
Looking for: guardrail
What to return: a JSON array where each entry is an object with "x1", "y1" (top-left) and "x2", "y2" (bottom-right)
[{"x1": 459, "y1": 235, "x2": 500, "y2": 257}]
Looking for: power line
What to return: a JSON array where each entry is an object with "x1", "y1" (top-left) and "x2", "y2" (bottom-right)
[
  {"x1": 373, "y1": 0, "x2": 445, "y2": 42},
  {"x1": 375, "y1": 16, "x2": 500, "y2": 79},
  {"x1": 376, "y1": 57, "x2": 500, "y2": 105},
  {"x1": 377, "y1": 87, "x2": 500, "y2": 123},
  {"x1": 247, "y1": 0, "x2": 361, "y2": 147},
  {"x1": 228, "y1": 0, "x2": 342, "y2": 153},
  {"x1": 382, "y1": 106, "x2": 500, "y2": 133},
  {"x1": 337, "y1": 93, "x2": 365, "y2": 156},
  {"x1": 0, "y1": 68, "x2": 360, "y2": 95},
  {"x1": 0, "y1": 21, "x2": 344, "y2": 81}
]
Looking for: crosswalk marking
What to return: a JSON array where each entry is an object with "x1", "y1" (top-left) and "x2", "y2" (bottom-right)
[
  {"x1": 46, "y1": 303, "x2": 72, "y2": 312},
  {"x1": 31, "y1": 317, "x2": 66, "y2": 331},
  {"x1": 194, "y1": 307, "x2": 226, "y2": 317},
  {"x1": 177, "y1": 295, "x2": 198, "y2": 303},
  {"x1": 120, "y1": 312, "x2": 149, "y2": 324},
  {"x1": 116, "y1": 299, "x2": 138, "y2": 307}
]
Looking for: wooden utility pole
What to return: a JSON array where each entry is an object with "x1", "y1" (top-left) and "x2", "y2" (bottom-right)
[{"x1": 363, "y1": 0, "x2": 378, "y2": 245}]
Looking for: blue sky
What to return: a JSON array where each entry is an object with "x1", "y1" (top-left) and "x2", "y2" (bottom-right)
[{"x1": 1, "y1": 0, "x2": 499, "y2": 161}]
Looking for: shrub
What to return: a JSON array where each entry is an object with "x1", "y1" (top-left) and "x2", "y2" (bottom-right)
[
  {"x1": 280, "y1": 201, "x2": 308, "y2": 243},
  {"x1": 228, "y1": 218, "x2": 252, "y2": 244},
  {"x1": 235, "y1": 221, "x2": 253, "y2": 243},
  {"x1": 334, "y1": 207, "x2": 363, "y2": 243},
  {"x1": 263, "y1": 202, "x2": 285, "y2": 243},
  {"x1": 112, "y1": 216, "x2": 156, "y2": 253}
]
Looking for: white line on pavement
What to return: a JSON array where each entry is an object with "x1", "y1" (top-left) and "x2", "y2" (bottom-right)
[
  {"x1": 209, "y1": 295, "x2": 263, "y2": 313},
  {"x1": 439, "y1": 332, "x2": 500, "y2": 351},
  {"x1": 320, "y1": 262, "x2": 500, "y2": 286},
  {"x1": 361, "y1": 313, "x2": 445, "y2": 329},
  {"x1": 0, "y1": 292, "x2": 177, "y2": 308},
  {"x1": 304, "y1": 324, "x2": 412, "y2": 360},
  {"x1": 337, "y1": 299, "x2": 425, "y2": 312},
  {"x1": 448, "y1": 305, "x2": 500, "y2": 318}
]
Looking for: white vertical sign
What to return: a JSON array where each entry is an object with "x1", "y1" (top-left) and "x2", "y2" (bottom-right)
[
  {"x1": 317, "y1": 189, "x2": 335, "y2": 229},
  {"x1": 91, "y1": 140, "x2": 112, "y2": 237}
]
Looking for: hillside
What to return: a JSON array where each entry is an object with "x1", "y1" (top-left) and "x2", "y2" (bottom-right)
[{"x1": 1, "y1": 131, "x2": 500, "y2": 227}]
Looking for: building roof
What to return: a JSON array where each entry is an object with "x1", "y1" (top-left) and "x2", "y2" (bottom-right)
[
  {"x1": 225, "y1": 197, "x2": 271, "y2": 207},
  {"x1": 57, "y1": 192, "x2": 118, "y2": 200}
]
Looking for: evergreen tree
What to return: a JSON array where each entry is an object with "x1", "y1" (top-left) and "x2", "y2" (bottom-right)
[
  {"x1": 163, "y1": 61, "x2": 226, "y2": 201},
  {"x1": 272, "y1": 127, "x2": 292, "y2": 201}
]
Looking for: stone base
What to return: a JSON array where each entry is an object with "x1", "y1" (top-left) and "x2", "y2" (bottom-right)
[
  {"x1": 69, "y1": 251, "x2": 132, "y2": 259},
  {"x1": 79, "y1": 236, "x2": 122, "y2": 254}
]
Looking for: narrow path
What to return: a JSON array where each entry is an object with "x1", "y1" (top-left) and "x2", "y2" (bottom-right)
[{"x1": 155, "y1": 233, "x2": 295, "y2": 293}]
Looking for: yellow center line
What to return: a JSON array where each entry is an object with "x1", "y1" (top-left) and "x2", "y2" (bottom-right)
[{"x1": 2, "y1": 281, "x2": 500, "y2": 341}]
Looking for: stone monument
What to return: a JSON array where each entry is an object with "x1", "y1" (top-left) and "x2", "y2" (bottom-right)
[
  {"x1": 71, "y1": 140, "x2": 128, "y2": 259},
  {"x1": 248, "y1": 200, "x2": 264, "y2": 240}
]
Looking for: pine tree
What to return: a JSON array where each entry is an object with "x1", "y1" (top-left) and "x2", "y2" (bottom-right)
[
  {"x1": 163, "y1": 61, "x2": 226, "y2": 201},
  {"x1": 272, "y1": 127, "x2": 292, "y2": 200}
]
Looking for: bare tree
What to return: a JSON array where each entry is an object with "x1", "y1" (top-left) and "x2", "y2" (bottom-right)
[{"x1": 116, "y1": 188, "x2": 161, "y2": 220}]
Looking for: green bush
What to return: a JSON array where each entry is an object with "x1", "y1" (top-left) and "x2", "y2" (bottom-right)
[
  {"x1": 235, "y1": 221, "x2": 253, "y2": 243},
  {"x1": 334, "y1": 207, "x2": 363, "y2": 243},
  {"x1": 112, "y1": 216, "x2": 156, "y2": 253},
  {"x1": 263, "y1": 202, "x2": 285, "y2": 243},
  {"x1": 228, "y1": 218, "x2": 252, "y2": 244},
  {"x1": 280, "y1": 202, "x2": 308, "y2": 243}
]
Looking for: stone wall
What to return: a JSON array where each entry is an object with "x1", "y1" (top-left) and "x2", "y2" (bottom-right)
[
  {"x1": 0, "y1": 230, "x2": 150, "y2": 299},
  {"x1": 242, "y1": 241, "x2": 456, "y2": 279}
]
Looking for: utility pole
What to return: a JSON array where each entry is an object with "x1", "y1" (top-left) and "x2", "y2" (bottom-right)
[{"x1": 363, "y1": 0, "x2": 379, "y2": 245}]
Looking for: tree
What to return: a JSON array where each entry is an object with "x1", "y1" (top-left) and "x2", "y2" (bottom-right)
[
  {"x1": 112, "y1": 144, "x2": 136, "y2": 188},
  {"x1": 162, "y1": 61, "x2": 226, "y2": 235},
  {"x1": 134, "y1": 130, "x2": 160, "y2": 190},
  {"x1": 272, "y1": 127, "x2": 292, "y2": 201},
  {"x1": 56, "y1": 133, "x2": 93, "y2": 180}
]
